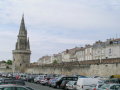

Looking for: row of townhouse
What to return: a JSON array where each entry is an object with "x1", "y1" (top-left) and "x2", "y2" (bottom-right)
[
  {"x1": 0, "y1": 61, "x2": 7, "y2": 69},
  {"x1": 0, "y1": 61, "x2": 12, "y2": 69},
  {"x1": 38, "y1": 38, "x2": 120, "y2": 65}
]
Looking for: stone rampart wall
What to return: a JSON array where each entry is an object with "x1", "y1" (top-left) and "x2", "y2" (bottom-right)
[
  {"x1": 26, "y1": 58, "x2": 120, "y2": 76},
  {"x1": 0, "y1": 68, "x2": 12, "y2": 73},
  {"x1": 26, "y1": 63, "x2": 120, "y2": 76}
]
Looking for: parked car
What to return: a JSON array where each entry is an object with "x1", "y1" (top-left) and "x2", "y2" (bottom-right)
[
  {"x1": 90, "y1": 83, "x2": 104, "y2": 90},
  {"x1": 13, "y1": 79, "x2": 25, "y2": 86},
  {"x1": 19, "y1": 74, "x2": 28, "y2": 81},
  {"x1": 98, "y1": 83, "x2": 120, "y2": 90},
  {"x1": 34, "y1": 75, "x2": 46, "y2": 83},
  {"x1": 0, "y1": 78, "x2": 25, "y2": 86},
  {"x1": 66, "y1": 81, "x2": 77, "y2": 90},
  {"x1": 76, "y1": 78, "x2": 101, "y2": 90},
  {"x1": 7, "y1": 73, "x2": 13, "y2": 78},
  {"x1": 40, "y1": 78, "x2": 48, "y2": 85},
  {"x1": 0, "y1": 84, "x2": 34, "y2": 90},
  {"x1": 26, "y1": 75, "x2": 35, "y2": 83},
  {"x1": 55, "y1": 76, "x2": 78, "y2": 88},
  {"x1": 60, "y1": 80, "x2": 70, "y2": 89},
  {"x1": 104, "y1": 78, "x2": 120, "y2": 84},
  {"x1": 50, "y1": 78, "x2": 58, "y2": 87},
  {"x1": 1, "y1": 73, "x2": 7, "y2": 77},
  {"x1": 26, "y1": 87, "x2": 34, "y2": 90},
  {"x1": 48, "y1": 78, "x2": 58, "y2": 87},
  {"x1": 110, "y1": 75, "x2": 120, "y2": 78}
]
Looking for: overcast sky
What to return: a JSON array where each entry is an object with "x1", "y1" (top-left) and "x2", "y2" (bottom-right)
[{"x1": 0, "y1": 0, "x2": 120, "y2": 62}]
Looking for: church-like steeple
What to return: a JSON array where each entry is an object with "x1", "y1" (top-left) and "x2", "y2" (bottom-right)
[
  {"x1": 13, "y1": 15, "x2": 31, "y2": 73},
  {"x1": 19, "y1": 15, "x2": 27, "y2": 36},
  {"x1": 15, "y1": 15, "x2": 30, "y2": 50}
]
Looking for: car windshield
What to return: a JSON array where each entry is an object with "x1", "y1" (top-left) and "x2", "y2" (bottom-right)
[
  {"x1": 100, "y1": 84, "x2": 110, "y2": 89},
  {"x1": 56, "y1": 76, "x2": 63, "y2": 81},
  {"x1": 69, "y1": 81, "x2": 76, "y2": 85}
]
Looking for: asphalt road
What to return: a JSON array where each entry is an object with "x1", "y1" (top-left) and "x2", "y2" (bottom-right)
[{"x1": 26, "y1": 82, "x2": 62, "y2": 90}]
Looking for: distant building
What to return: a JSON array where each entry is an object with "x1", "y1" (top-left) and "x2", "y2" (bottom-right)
[
  {"x1": 85, "y1": 45, "x2": 93, "y2": 60},
  {"x1": 0, "y1": 61, "x2": 7, "y2": 69},
  {"x1": 12, "y1": 16, "x2": 31, "y2": 73},
  {"x1": 92, "y1": 40, "x2": 106, "y2": 60},
  {"x1": 51, "y1": 53, "x2": 62, "y2": 63},
  {"x1": 92, "y1": 38, "x2": 120, "y2": 60},
  {"x1": 62, "y1": 47, "x2": 80, "y2": 62},
  {"x1": 75, "y1": 47, "x2": 85, "y2": 61},
  {"x1": 105, "y1": 38, "x2": 120, "y2": 59},
  {"x1": 38, "y1": 55, "x2": 51, "y2": 65},
  {"x1": 37, "y1": 38, "x2": 120, "y2": 65}
]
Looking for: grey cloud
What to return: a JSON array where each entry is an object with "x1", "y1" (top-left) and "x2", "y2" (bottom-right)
[{"x1": 0, "y1": 0, "x2": 120, "y2": 62}]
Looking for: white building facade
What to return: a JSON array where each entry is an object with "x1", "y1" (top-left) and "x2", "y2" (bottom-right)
[
  {"x1": 92, "y1": 41, "x2": 106, "y2": 60},
  {"x1": 105, "y1": 39, "x2": 120, "y2": 59},
  {"x1": 37, "y1": 38, "x2": 120, "y2": 65},
  {"x1": 85, "y1": 45, "x2": 93, "y2": 60},
  {"x1": 75, "y1": 47, "x2": 85, "y2": 61}
]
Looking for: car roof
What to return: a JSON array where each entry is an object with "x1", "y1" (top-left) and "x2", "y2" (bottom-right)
[
  {"x1": 0, "y1": 84, "x2": 24, "y2": 87},
  {"x1": 104, "y1": 83, "x2": 120, "y2": 85}
]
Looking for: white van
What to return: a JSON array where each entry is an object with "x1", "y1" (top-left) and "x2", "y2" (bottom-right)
[{"x1": 76, "y1": 78, "x2": 101, "y2": 90}]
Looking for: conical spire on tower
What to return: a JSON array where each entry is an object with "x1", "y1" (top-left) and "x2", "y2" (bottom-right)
[
  {"x1": 15, "y1": 15, "x2": 30, "y2": 50},
  {"x1": 19, "y1": 15, "x2": 27, "y2": 36}
]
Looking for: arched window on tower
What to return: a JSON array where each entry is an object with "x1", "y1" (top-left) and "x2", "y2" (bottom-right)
[{"x1": 110, "y1": 41, "x2": 113, "y2": 44}]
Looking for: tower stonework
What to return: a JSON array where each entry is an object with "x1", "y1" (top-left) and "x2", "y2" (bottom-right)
[{"x1": 12, "y1": 16, "x2": 31, "y2": 73}]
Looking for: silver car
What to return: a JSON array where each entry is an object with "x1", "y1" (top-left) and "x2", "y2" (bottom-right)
[
  {"x1": 98, "y1": 83, "x2": 120, "y2": 90},
  {"x1": 0, "y1": 84, "x2": 34, "y2": 90},
  {"x1": 66, "y1": 81, "x2": 77, "y2": 90}
]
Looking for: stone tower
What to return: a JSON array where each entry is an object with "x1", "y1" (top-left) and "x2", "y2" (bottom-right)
[{"x1": 12, "y1": 16, "x2": 31, "y2": 73}]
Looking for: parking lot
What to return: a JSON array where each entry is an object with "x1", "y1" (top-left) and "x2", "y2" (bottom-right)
[
  {"x1": 26, "y1": 82, "x2": 62, "y2": 90},
  {"x1": 1, "y1": 73, "x2": 120, "y2": 90}
]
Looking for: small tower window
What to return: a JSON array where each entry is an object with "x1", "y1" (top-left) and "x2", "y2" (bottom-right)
[
  {"x1": 109, "y1": 48, "x2": 112, "y2": 55},
  {"x1": 110, "y1": 41, "x2": 113, "y2": 44}
]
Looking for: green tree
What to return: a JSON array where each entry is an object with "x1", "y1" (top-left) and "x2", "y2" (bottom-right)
[
  {"x1": 6, "y1": 60, "x2": 12, "y2": 65},
  {"x1": 53, "y1": 60, "x2": 58, "y2": 64}
]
